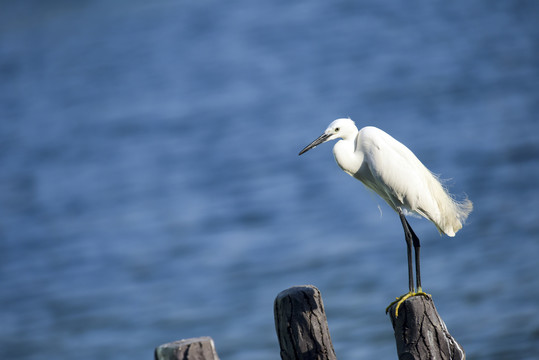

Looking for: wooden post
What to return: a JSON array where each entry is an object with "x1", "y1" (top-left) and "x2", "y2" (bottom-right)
[
  {"x1": 155, "y1": 336, "x2": 220, "y2": 360},
  {"x1": 387, "y1": 295, "x2": 465, "y2": 360},
  {"x1": 274, "y1": 285, "x2": 337, "y2": 360}
]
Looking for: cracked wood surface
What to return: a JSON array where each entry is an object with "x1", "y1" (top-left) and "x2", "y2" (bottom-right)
[
  {"x1": 155, "y1": 337, "x2": 220, "y2": 360},
  {"x1": 388, "y1": 295, "x2": 465, "y2": 360},
  {"x1": 274, "y1": 285, "x2": 337, "y2": 360}
]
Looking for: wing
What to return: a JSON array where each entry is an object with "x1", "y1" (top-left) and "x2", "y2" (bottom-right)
[
  {"x1": 356, "y1": 127, "x2": 440, "y2": 219},
  {"x1": 355, "y1": 126, "x2": 472, "y2": 236}
]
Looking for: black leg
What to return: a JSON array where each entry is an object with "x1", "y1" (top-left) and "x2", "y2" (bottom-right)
[
  {"x1": 387, "y1": 211, "x2": 429, "y2": 316},
  {"x1": 398, "y1": 211, "x2": 414, "y2": 293},
  {"x1": 415, "y1": 245, "x2": 422, "y2": 291},
  {"x1": 403, "y1": 216, "x2": 422, "y2": 292}
]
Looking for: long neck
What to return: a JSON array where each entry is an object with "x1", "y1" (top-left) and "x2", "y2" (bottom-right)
[{"x1": 332, "y1": 137, "x2": 363, "y2": 176}]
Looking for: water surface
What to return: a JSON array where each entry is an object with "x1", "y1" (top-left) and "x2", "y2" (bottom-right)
[{"x1": 1, "y1": 1, "x2": 538, "y2": 359}]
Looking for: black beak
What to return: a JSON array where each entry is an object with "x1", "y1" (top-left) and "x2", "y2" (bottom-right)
[{"x1": 298, "y1": 133, "x2": 331, "y2": 155}]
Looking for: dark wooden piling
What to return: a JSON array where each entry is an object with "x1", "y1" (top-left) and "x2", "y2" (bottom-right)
[
  {"x1": 154, "y1": 336, "x2": 220, "y2": 360},
  {"x1": 274, "y1": 285, "x2": 337, "y2": 360},
  {"x1": 387, "y1": 295, "x2": 465, "y2": 360},
  {"x1": 154, "y1": 286, "x2": 464, "y2": 360}
]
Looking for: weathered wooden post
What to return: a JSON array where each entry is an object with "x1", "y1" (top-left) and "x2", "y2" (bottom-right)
[
  {"x1": 155, "y1": 336, "x2": 220, "y2": 360},
  {"x1": 387, "y1": 295, "x2": 465, "y2": 360},
  {"x1": 155, "y1": 286, "x2": 464, "y2": 359},
  {"x1": 274, "y1": 285, "x2": 337, "y2": 360}
]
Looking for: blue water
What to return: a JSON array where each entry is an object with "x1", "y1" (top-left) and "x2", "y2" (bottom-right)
[{"x1": 1, "y1": 1, "x2": 538, "y2": 359}]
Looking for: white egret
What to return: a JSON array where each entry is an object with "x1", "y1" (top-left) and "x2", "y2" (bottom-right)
[{"x1": 299, "y1": 118, "x2": 472, "y2": 316}]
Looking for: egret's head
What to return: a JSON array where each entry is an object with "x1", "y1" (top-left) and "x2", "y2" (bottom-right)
[{"x1": 299, "y1": 118, "x2": 357, "y2": 155}]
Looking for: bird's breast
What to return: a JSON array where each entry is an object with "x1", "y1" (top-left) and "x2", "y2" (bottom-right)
[{"x1": 332, "y1": 140, "x2": 363, "y2": 176}]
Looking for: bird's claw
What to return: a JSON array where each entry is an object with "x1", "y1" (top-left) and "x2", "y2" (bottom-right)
[{"x1": 385, "y1": 290, "x2": 431, "y2": 317}]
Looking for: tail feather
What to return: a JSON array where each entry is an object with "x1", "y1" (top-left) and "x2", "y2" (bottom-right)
[
  {"x1": 437, "y1": 196, "x2": 473, "y2": 237},
  {"x1": 423, "y1": 171, "x2": 473, "y2": 237}
]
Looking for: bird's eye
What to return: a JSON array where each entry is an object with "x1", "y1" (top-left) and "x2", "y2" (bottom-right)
[{"x1": 335, "y1": 127, "x2": 340, "y2": 132}]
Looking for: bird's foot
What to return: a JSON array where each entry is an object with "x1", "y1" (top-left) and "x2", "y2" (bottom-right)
[{"x1": 385, "y1": 289, "x2": 431, "y2": 317}]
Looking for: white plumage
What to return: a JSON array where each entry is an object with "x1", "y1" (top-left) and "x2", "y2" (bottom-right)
[
  {"x1": 299, "y1": 118, "x2": 472, "y2": 236},
  {"x1": 299, "y1": 118, "x2": 473, "y2": 314}
]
